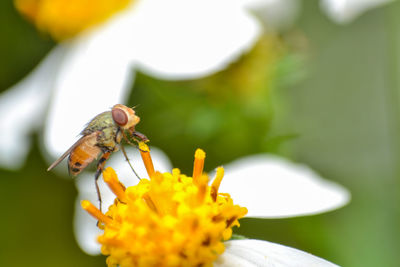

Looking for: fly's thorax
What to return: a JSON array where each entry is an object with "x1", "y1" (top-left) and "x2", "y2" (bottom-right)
[
  {"x1": 81, "y1": 111, "x2": 120, "y2": 151},
  {"x1": 97, "y1": 127, "x2": 119, "y2": 152},
  {"x1": 82, "y1": 111, "x2": 115, "y2": 135}
]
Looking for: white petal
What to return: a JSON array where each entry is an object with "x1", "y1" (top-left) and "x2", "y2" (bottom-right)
[
  {"x1": 216, "y1": 239, "x2": 339, "y2": 266},
  {"x1": 320, "y1": 0, "x2": 393, "y2": 24},
  {"x1": 129, "y1": 0, "x2": 261, "y2": 79},
  {"x1": 43, "y1": 32, "x2": 135, "y2": 159},
  {"x1": 217, "y1": 154, "x2": 350, "y2": 218},
  {"x1": 73, "y1": 198, "x2": 103, "y2": 255},
  {"x1": 74, "y1": 146, "x2": 171, "y2": 255},
  {"x1": 0, "y1": 46, "x2": 66, "y2": 169}
]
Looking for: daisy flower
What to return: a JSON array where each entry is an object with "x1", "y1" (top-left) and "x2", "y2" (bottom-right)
[
  {"x1": 0, "y1": 0, "x2": 261, "y2": 169},
  {"x1": 78, "y1": 144, "x2": 349, "y2": 266}
]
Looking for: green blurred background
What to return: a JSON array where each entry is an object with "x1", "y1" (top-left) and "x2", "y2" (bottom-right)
[{"x1": 1, "y1": 0, "x2": 399, "y2": 266}]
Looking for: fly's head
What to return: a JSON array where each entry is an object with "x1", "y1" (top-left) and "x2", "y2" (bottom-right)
[{"x1": 111, "y1": 104, "x2": 140, "y2": 132}]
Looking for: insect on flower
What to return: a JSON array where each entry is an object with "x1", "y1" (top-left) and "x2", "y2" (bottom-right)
[{"x1": 47, "y1": 104, "x2": 148, "y2": 210}]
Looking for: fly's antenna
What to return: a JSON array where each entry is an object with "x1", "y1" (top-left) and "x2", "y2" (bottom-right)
[{"x1": 120, "y1": 144, "x2": 141, "y2": 180}]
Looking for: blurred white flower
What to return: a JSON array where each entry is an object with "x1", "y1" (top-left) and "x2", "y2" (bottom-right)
[
  {"x1": 217, "y1": 154, "x2": 350, "y2": 218},
  {"x1": 0, "y1": 0, "x2": 261, "y2": 169},
  {"x1": 241, "y1": 0, "x2": 392, "y2": 27},
  {"x1": 320, "y1": 0, "x2": 393, "y2": 24},
  {"x1": 75, "y1": 146, "x2": 349, "y2": 267}
]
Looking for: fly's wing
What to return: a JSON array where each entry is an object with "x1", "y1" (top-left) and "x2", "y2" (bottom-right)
[
  {"x1": 47, "y1": 132, "x2": 98, "y2": 171},
  {"x1": 47, "y1": 138, "x2": 85, "y2": 171},
  {"x1": 47, "y1": 111, "x2": 111, "y2": 172}
]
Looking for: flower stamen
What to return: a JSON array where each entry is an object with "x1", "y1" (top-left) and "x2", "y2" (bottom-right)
[
  {"x1": 192, "y1": 148, "x2": 205, "y2": 184},
  {"x1": 139, "y1": 142, "x2": 155, "y2": 177},
  {"x1": 211, "y1": 167, "x2": 224, "y2": 202},
  {"x1": 142, "y1": 193, "x2": 158, "y2": 213},
  {"x1": 81, "y1": 200, "x2": 113, "y2": 225},
  {"x1": 103, "y1": 167, "x2": 127, "y2": 203},
  {"x1": 196, "y1": 174, "x2": 209, "y2": 204}
]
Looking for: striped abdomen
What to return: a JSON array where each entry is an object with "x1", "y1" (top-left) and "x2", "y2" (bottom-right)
[{"x1": 68, "y1": 135, "x2": 101, "y2": 176}]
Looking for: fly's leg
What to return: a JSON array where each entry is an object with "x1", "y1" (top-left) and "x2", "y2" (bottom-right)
[
  {"x1": 120, "y1": 144, "x2": 141, "y2": 180},
  {"x1": 121, "y1": 130, "x2": 149, "y2": 147},
  {"x1": 94, "y1": 151, "x2": 111, "y2": 212},
  {"x1": 119, "y1": 130, "x2": 149, "y2": 180},
  {"x1": 123, "y1": 128, "x2": 149, "y2": 143},
  {"x1": 131, "y1": 131, "x2": 149, "y2": 143}
]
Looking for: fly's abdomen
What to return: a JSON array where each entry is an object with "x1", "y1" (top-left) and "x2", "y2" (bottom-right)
[{"x1": 68, "y1": 140, "x2": 101, "y2": 176}]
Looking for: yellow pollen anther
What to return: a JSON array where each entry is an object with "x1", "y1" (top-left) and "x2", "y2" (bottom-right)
[
  {"x1": 139, "y1": 142, "x2": 155, "y2": 177},
  {"x1": 192, "y1": 148, "x2": 206, "y2": 184},
  {"x1": 138, "y1": 141, "x2": 149, "y2": 152},
  {"x1": 211, "y1": 167, "x2": 224, "y2": 202},
  {"x1": 81, "y1": 200, "x2": 113, "y2": 225},
  {"x1": 103, "y1": 167, "x2": 127, "y2": 203}
]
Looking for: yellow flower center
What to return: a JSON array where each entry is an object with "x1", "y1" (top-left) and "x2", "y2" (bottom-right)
[
  {"x1": 14, "y1": 0, "x2": 132, "y2": 40},
  {"x1": 82, "y1": 144, "x2": 247, "y2": 267}
]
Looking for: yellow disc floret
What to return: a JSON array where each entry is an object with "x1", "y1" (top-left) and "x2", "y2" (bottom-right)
[
  {"x1": 14, "y1": 0, "x2": 132, "y2": 40},
  {"x1": 82, "y1": 145, "x2": 247, "y2": 267}
]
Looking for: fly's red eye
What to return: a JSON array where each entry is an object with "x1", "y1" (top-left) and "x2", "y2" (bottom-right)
[{"x1": 112, "y1": 108, "x2": 128, "y2": 126}]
